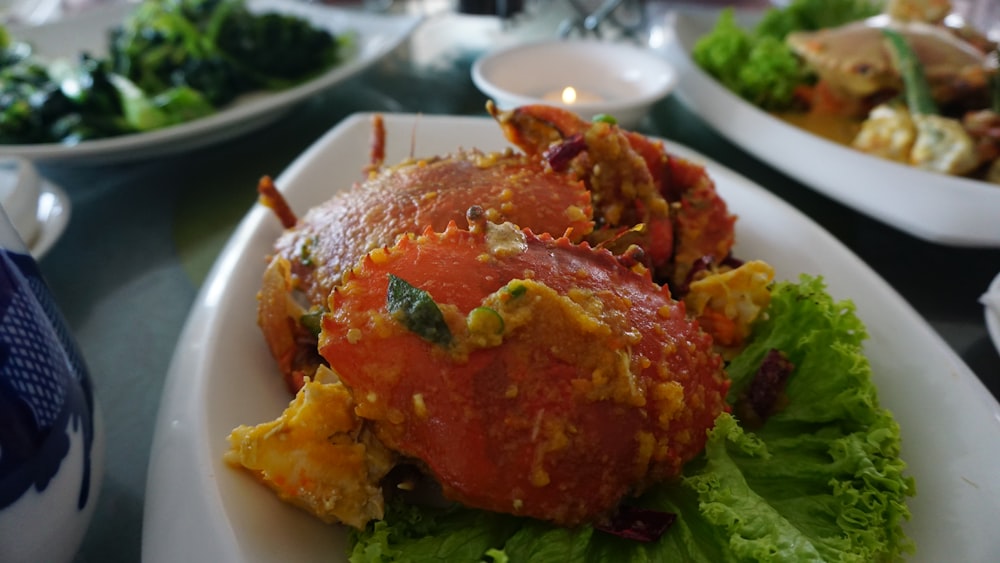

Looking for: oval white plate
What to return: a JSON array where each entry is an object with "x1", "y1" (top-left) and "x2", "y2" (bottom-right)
[
  {"x1": 654, "y1": 9, "x2": 1000, "y2": 247},
  {"x1": 144, "y1": 112, "x2": 1000, "y2": 562},
  {"x1": 0, "y1": 0, "x2": 421, "y2": 165}
]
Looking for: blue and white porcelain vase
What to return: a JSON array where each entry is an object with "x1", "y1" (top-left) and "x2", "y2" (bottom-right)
[{"x1": 0, "y1": 205, "x2": 104, "y2": 563}]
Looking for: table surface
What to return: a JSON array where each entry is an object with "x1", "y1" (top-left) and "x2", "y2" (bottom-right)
[{"x1": 11, "y1": 1, "x2": 998, "y2": 561}]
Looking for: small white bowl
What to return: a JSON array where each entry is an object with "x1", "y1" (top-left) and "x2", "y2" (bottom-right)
[{"x1": 471, "y1": 38, "x2": 677, "y2": 129}]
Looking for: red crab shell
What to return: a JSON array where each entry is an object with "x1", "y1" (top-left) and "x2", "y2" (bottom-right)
[
  {"x1": 318, "y1": 218, "x2": 730, "y2": 526},
  {"x1": 258, "y1": 140, "x2": 594, "y2": 392},
  {"x1": 271, "y1": 149, "x2": 595, "y2": 309}
]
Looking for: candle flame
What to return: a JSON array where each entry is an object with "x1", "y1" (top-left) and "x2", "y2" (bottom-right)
[{"x1": 561, "y1": 86, "x2": 578, "y2": 104}]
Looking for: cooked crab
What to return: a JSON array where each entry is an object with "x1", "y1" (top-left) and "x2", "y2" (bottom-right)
[
  {"x1": 232, "y1": 215, "x2": 731, "y2": 528},
  {"x1": 257, "y1": 116, "x2": 594, "y2": 392},
  {"x1": 257, "y1": 105, "x2": 737, "y2": 393}
]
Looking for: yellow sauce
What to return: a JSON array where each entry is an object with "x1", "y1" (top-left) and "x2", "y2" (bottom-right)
[{"x1": 773, "y1": 111, "x2": 864, "y2": 146}]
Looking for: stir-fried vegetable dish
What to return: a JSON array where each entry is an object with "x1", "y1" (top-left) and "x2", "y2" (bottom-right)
[
  {"x1": 694, "y1": 0, "x2": 1000, "y2": 183},
  {"x1": 0, "y1": 0, "x2": 347, "y2": 144}
]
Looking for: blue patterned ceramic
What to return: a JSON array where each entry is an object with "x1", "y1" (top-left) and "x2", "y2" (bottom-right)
[{"x1": 0, "y1": 206, "x2": 104, "y2": 563}]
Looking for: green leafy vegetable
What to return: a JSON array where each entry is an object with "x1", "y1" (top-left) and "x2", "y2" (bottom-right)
[
  {"x1": 692, "y1": 0, "x2": 880, "y2": 111},
  {"x1": 692, "y1": 10, "x2": 808, "y2": 110},
  {"x1": 348, "y1": 497, "x2": 522, "y2": 562},
  {"x1": 689, "y1": 275, "x2": 915, "y2": 561},
  {"x1": 107, "y1": 73, "x2": 214, "y2": 131},
  {"x1": 214, "y1": 10, "x2": 342, "y2": 88},
  {"x1": 350, "y1": 276, "x2": 916, "y2": 562},
  {"x1": 386, "y1": 274, "x2": 452, "y2": 346},
  {"x1": 109, "y1": 0, "x2": 343, "y2": 106},
  {"x1": 754, "y1": 0, "x2": 881, "y2": 40},
  {"x1": 0, "y1": 0, "x2": 346, "y2": 144}
]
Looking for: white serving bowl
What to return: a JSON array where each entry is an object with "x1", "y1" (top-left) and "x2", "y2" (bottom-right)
[{"x1": 471, "y1": 38, "x2": 677, "y2": 129}]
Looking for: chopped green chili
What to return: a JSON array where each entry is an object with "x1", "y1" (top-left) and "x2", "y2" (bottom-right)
[
  {"x1": 506, "y1": 283, "x2": 527, "y2": 298},
  {"x1": 467, "y1": 306, "x2": 505, "y2": 336},
  {"x1": 592, "y1": 113, "x2": 618, "y2": 125}
]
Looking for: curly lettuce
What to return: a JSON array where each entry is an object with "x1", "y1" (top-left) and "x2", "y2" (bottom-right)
[
  {"x1": 692, "y1": 9, "x2": 806, "y2": 111},
  {"x1": 348, "y1": 276, "x2": 916, "y2": 562}
]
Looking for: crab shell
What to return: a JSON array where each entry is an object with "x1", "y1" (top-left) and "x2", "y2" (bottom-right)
[
  {"x1": 319, "y1": 220, "x2": 730, "y2": 526},
  {"x1": 786, "y1": 17, "x2": 995, "y2": 104},
  {"x1": 272, "y1": 149, "x2": 594, "y2": 309},
  {"x1": 259, "y1": 146, "x2": 594, "y2": 391}
]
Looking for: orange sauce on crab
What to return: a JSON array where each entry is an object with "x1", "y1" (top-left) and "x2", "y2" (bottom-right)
[{"x1": 773, "y1": 111, "x2": 864, "y2": 146}]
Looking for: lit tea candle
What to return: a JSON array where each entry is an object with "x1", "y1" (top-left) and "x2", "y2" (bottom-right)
[{"x1": 542, "y1": 86, "x2": 604, "y2": 105}]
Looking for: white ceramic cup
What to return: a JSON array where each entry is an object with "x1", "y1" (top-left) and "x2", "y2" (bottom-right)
[{"x1": 0, "y1": 157, "x2": 42, "y2": 247}]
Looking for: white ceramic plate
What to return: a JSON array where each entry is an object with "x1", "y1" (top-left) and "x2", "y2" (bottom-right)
[
  {"x1": 0, "y1": 0, "x2": 421, "y2": 165},
  {"x1": 654, "y1": 9, "x2": 1000, "y2": 247},
  {"x1": 143, "y1": 113, "x2": 1000, "y2": 562}
]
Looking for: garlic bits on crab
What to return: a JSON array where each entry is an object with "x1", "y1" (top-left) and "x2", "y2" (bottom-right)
[{"x1": 314, "y1": 216, "x2": 730, "y2": 527}]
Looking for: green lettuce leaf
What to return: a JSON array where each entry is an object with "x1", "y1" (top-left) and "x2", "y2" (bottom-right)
[
  {"x1": 691, "y1": 275, "x2": 916, "y2": 561},
  {"x1": 348, "y1": 276, "x2": 915, "y2": 562}
]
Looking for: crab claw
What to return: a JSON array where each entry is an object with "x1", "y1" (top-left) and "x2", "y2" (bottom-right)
[
  {"x1": 319, "y1": 218, "x2": 729, "y2": 526},
  {"x1": 487, "y1": 101, "x2": 737, "y2": 292}
]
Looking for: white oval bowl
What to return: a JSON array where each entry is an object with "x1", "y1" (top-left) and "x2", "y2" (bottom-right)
[{"x1": 472, "y1": 38, "x2": 677, "y2": 128}]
